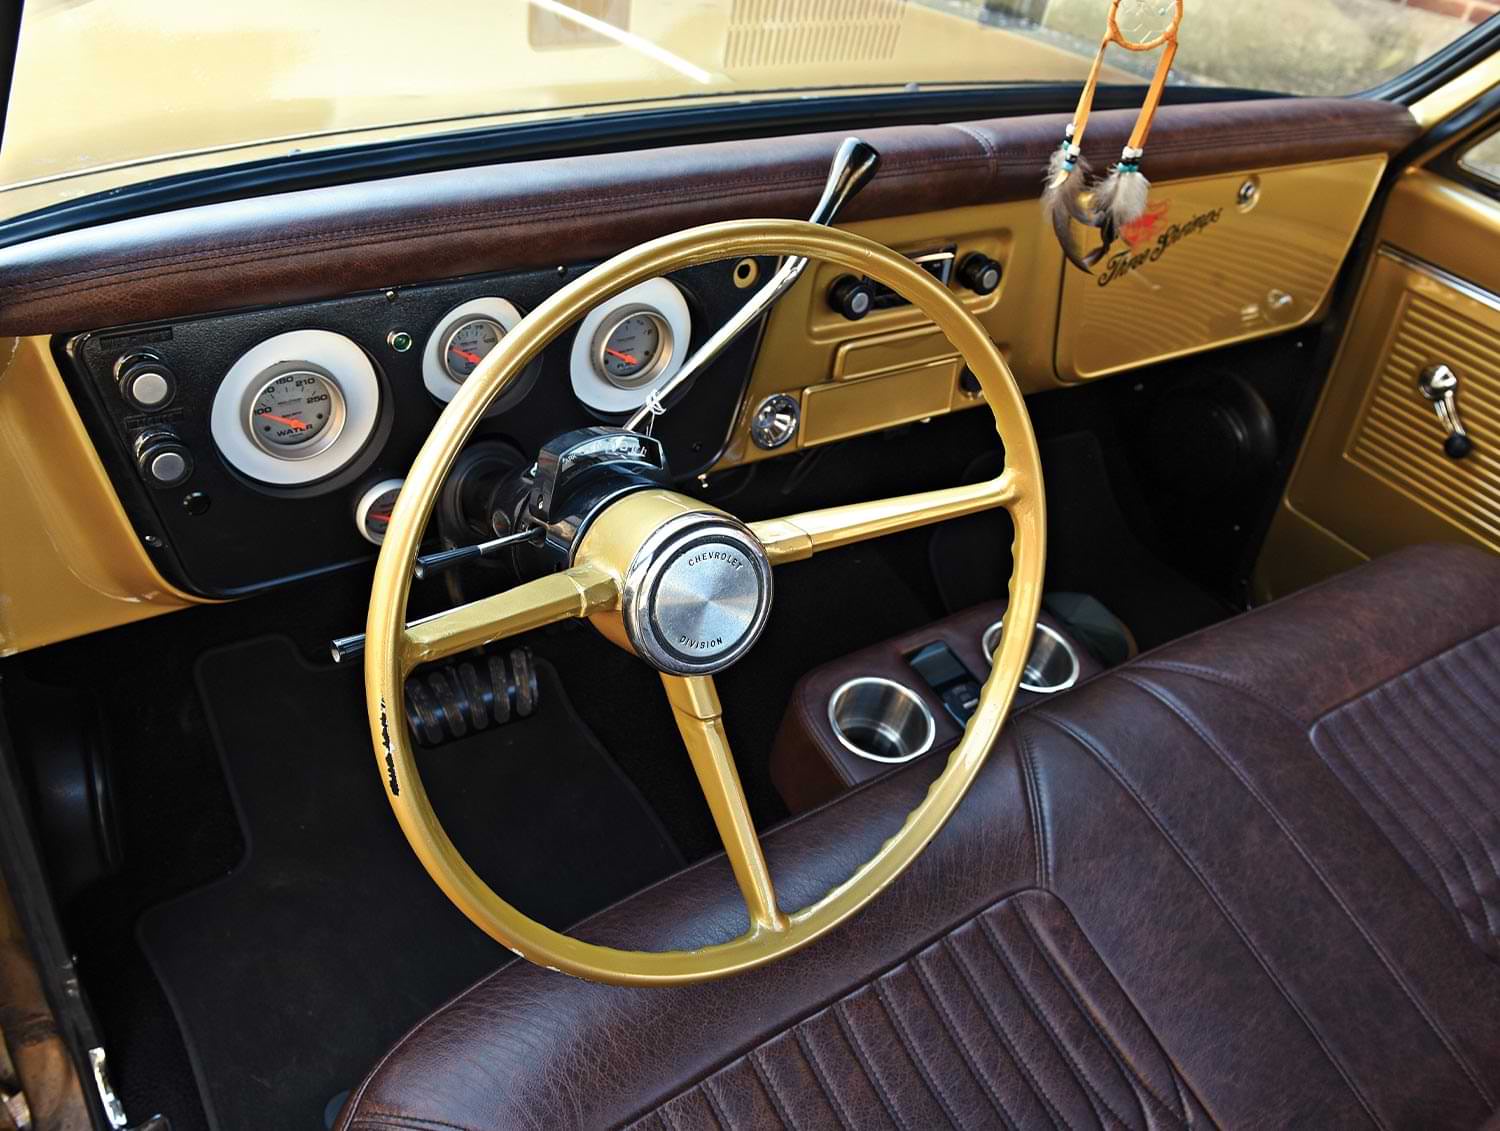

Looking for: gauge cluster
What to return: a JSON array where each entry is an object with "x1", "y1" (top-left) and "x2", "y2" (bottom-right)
[{"x1": 60, "y1": 256, "x2": 773, "y2": 596}]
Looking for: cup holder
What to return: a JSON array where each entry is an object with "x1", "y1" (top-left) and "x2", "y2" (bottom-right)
[
  {"x1": 982, "y1": 621, "x2": 1081, "y2": 695},
  {"x1": 827, "y1": 678, "x2": 937, "y2": 764}
]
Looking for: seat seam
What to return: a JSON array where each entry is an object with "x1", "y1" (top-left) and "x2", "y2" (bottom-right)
[
  {"x1": 1411, "y1": 658, "x2": 1500, "y2": 795},
  {"x1": 1135, "y1": 617, "x2": 1500, "y2": 729},
  {"x1": 1122, "y1": 671, "x2": 1496, "y2": 1109},
  {"x1": 1376, "y1": 678, "x2": 1500, "y2": 935},
  {"x1": 348, "y1": 1113, "x2": 482, "y2": 1131},
  {"x1": 1317, "y1": 718, "x2": 1492, "y2": 947},
  {"x1": 748, "y1": 1049, "x2": 796, "y2": 1131},
  {"x1": 871, "y1": 977, "x2": 963, "y2": 1128},
  {"x1": 792, "y1": 1026, "x2": 856, "y2": 1131},
  {"x1": 1340, "y1": 702, "x2": 1497, "y2": 942},
  {"x1": 978, "y1": 912, "x2": 1130, "y2": 1131},
  {"x1": 1017, "y1": 720, "x2": 1051, "y2": 889},
  {"x1": 1394, "y1": 666, "x2": 1500, "y2": 833},
  {"x1": 1030, "y1": 709, "x2": 1386, "y2": 1128},
  {"x1": 910, "y1": 952, "x2": 1024, "y2": 1131},
  {"x1": 1010, "y1": 899, "x2": 1188, "y2": 1127},
  {"x1": 941, "y1": 934, "x2": 1071, "y2": 1131},
  {"x1": 657, "y1": 1097, "x2": 687, "y2": 1131},
  {"x1": 833, "y1": 1000, "x2": 910, "y2": 1131},
  {"x1": 608, "y1": 889, "x2": 1044, "y2": 1125},
  {"x1": 1127, "y1": 661, "x2": 1496, "y2": 958},
  {"x1": 699, "y1": 1079, "x2": 733, "y2": 1131}
]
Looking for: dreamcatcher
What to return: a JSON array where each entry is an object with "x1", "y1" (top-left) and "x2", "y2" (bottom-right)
[{"x1": 1043, "y1": 0, "x2": 1184, "y2": 271}]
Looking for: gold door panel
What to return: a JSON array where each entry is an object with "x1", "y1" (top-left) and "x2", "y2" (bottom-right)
[
  {"x1": 1345, "y1": 255, "x2": 1500, "y2": 545},
  {"x1": 1057, "y1": 157, "x2": 1387, "y2": 381},
  {"x1": 1256, "y1": 169, "x2": 1500, "y2": 602}
]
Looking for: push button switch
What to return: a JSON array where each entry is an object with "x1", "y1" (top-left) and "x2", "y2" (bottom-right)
[
  {"x1": 115, "y1": 353, "x2": 177, "y2": 412},
  {"x1": 135, "y1": 430, "x2": 193, "y2": 489}
]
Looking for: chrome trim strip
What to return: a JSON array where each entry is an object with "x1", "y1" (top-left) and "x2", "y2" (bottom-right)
[{"x1": 1378, "y1": 245, "x2": 1500, "y2": 315}]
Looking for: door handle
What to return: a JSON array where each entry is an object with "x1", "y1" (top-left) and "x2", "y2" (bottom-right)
[{"x1": 1417, "y1": 364, "x2": 1474, "y2": 460}]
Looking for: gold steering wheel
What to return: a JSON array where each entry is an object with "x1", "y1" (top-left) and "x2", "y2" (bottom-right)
[{"x1": 364, "y1": 219, "x2": 1046, "y2": 986}]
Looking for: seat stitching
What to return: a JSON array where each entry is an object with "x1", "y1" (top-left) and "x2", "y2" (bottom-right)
[
  {"x1": 941, "y1": 934, "x2": 1074, "y2": 1130},
  {"x1": 1377, "y1": 677, "x2": 1500, "y2": 933},
  {"x1": 910, "y1": 952, "x2": 1024, "y2": 1131},
  {"x1": 792, "y1": 1027, "x2": 856, "y2": 1131},
  {"x1": 1017, "y1": 720, "x2": 1051, "y2": 889},
  {"x1": 1317, "y1": 718, "x2": 1491, "y2": 948},
  {"x1": 1143, "y1": 658, "x2": 1491, "y2": 952},
  {"x1": 614, "y1": 891, "x2": 1065, "y2": 1122},
  {"x1": 1410, "y1": 659, "x2": 1500, "y2": 795},
  {"x1": 748, "y1": 1049, "x2": 796, "y2": 1131},
  {"x1": 699, "y1": 1079, "x2": 734, "y2": 1131},
  {"x1": 1030, "y1": 709, "x2": 1386, "y2": 1128},
  {"x1": 347, "y1": 1115, "x2": 483, "y2": 1131},
  {"x1": 1123, "y1": 672, "x2": 1496, "y2": 1108},
  {"x1": 1450, "y1": 633, "x2": 1500, "y2": 705},
  {"x1": 1400, "y1": 664, "x2": 1500, "y2": 820},
  {"x1": 871, "y1": 977, "x2": 963, "y2": 1127},
  {"x1": 1135, "y1": 615, "x2": 1500, "y2": 727},
  {"x1": 657, "y1": 1098, "x2": 686, "y2": 1131},
  {"x1": 978, "y1": 911, "x2": 1131, "y2": 1131},
  {"x1": 1009, "y1": 899, "x2": 1188, "y2": 1126},
  {"x1": 1341, "y1": 702, "x2": 1496, "y2": 941},
  {"x1": 833, "y1": 1000, "x2": 910, "y2": 1131}
]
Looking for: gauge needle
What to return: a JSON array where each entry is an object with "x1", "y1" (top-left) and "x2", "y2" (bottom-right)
[
  {"x1": 260, "y1": 413, "x2": 308, "y2": 431},
  {"x1": 605, "y1": 347, "x2": 639, "y2": 366},
  {"x1": 367, "y1": 512, "x2": 391, "y2": 524},
  {"x1": 449, "y1": 347, "x2": 483, "y2": 364}
]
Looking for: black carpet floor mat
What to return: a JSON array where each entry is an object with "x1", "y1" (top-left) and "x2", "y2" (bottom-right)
[{"x1": 139, "y1": 636, "x2": 682, "y2": 1131}]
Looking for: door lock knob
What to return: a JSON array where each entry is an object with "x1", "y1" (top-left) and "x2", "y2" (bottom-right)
[{"x1": 1418, "y1": 364, "x2": 1473, "y2": 460}]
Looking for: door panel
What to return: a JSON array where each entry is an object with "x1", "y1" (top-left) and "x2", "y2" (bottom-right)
[{"x1": 1255, "y1": 165, "x2": 1500, "y2": 601}]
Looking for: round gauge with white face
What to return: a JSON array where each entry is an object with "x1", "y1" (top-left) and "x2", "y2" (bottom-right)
[
  {"x1": 423, "y1": 297, "x2": 533, "y2": 410},
  {"x1": 441, "y1": 316, "x2": 505, "y2": 383},
  {"x1": 569, "y1": 278, "x2": 692, "y2": 415},
  {"x1": 250, "y1": 370, "x2": 342, "y2": 454},
  {"x1": 594, "y1": 308, "x2": 671, "y2": 389},
  {"x1": 212, "y1": 330, "x2": 381, "y2": 487}
]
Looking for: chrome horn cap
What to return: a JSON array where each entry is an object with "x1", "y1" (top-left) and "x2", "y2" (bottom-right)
[{"x1": 620, "y1": 511, "x2": 773, "y2": 676}]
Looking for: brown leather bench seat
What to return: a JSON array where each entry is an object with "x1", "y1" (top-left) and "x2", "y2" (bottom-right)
[{"x1": 340, "y1": 544, "x2": 1500, "y2": 1130}]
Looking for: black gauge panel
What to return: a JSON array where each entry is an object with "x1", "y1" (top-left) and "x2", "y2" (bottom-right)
[{"x1": 58, "y1": 257, "x2": 775, "y2": 598}]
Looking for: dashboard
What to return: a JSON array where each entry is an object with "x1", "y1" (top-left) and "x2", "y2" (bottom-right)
[
  {"x1": 0, "y1": 96, "x2": 1421, "y2": 653},
  {"x1": 59, "y1": 258, "x2": 774, "y2": 596}
]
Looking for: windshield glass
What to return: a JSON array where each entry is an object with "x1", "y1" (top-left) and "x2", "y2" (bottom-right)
[{"x1": 1, "y1": 0, "x2": 1490, "y2": 222}]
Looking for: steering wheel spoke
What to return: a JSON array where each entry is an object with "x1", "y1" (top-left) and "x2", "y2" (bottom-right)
[
  {"x1": 401, "y1": 564, "x2": 618, "y2": 669},
  {"x1": 662, "y1": 674, "x2": 788, "y2": 935},
  {"x1": 750, "y1": 469, "x2": 1022, "y2": 565}
]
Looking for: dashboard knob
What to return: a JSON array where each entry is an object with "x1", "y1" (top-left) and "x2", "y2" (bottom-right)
[
  {"x1": 116, "y1": 355, "x2": 176, "y2": 411},
  {"x1": 135, "y1": 431, "x2": 193, "y2": 488},
  {"x1": 828, "y1": 275, "x2": 875, "y2": 321},
  {"x1": 958, "y1": 253, "x2": 1003, "y2": 295}
]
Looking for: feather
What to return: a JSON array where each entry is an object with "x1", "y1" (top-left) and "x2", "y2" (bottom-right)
[
  {"x1": 1092, "y1": 163, "x2": 1152, "y2": 230},
  {"x1": 1042, "y1": 149, "x2": 1095, "y2": 273}
]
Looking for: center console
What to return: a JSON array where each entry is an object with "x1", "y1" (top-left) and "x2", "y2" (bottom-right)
[{"x1": 770, "y1": 603, "x2": 1102, "y2": 812}]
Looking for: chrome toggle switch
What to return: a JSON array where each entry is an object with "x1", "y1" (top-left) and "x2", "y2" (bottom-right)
[{"x1": 1418, "y1": 364, "x2": 1474, "y2": 461}]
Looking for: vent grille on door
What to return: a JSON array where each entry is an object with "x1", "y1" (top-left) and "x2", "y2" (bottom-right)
[{"x1": 725, "y1": 0, "x2": 907, "y2": 68}]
